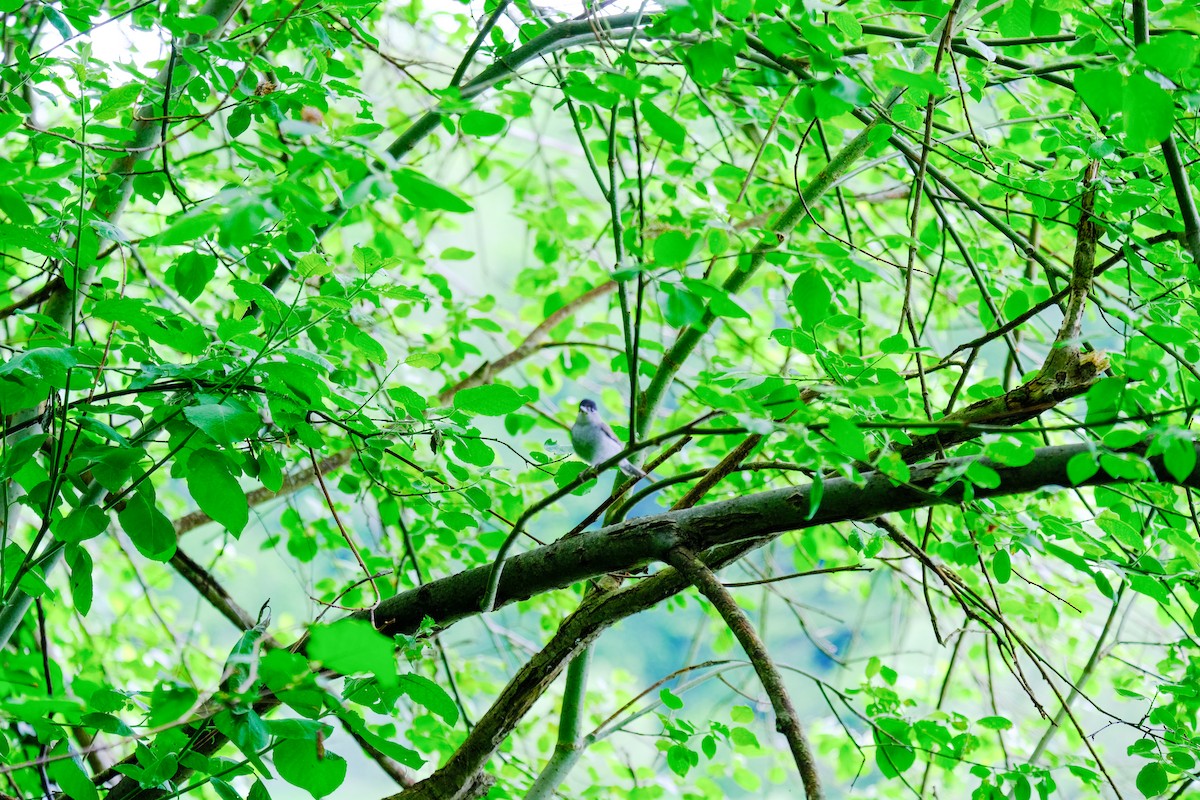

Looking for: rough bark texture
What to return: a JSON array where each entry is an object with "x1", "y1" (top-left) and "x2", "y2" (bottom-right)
[{"x1": 360, "y1": 440, "x2": 1196, "y2": 640}]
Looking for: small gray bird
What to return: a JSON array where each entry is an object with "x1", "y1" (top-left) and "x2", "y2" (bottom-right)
[{"x1": 570, "y1": 399, "x2": 650, "y2": 480}]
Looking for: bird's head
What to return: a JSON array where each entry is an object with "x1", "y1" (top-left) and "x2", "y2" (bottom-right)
[{"x1": 578, "y1": 400, "x2": 604, "y2": 424}]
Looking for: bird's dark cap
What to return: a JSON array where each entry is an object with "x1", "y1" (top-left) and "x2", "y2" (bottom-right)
[{"x1": 579, "y1": 399, "x2": 597, "y2": 412}]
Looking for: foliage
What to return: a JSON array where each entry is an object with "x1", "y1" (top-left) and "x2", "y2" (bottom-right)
[{"x1": 1, "y1": 0, "x2": 1200, "y2": 798}]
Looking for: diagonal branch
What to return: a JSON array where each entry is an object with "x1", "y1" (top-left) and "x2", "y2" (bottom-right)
[
  {"x1": 436, "y1": 281, "x2": 617, "y2": 407},
  {"x1": 665, "y1": 546, "x2": 822, "y2": 799},
  {"x1": 174, "y1": 451, "x2": 353, "y2": 536},
  {"x1": 1046, "y1": 160, "x2": 1101, "y2": 362}
]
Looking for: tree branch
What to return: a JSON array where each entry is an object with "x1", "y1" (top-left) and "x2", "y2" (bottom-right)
[
  {"x1": 665, "y1": 546, "x2": 822, "y2": 799},
  {"x1": 436, "y1": 281, "x2": 617, "y2": 407},
  {"x1": 362, "y1": 439, "x2": 1198, "y2": 641}
]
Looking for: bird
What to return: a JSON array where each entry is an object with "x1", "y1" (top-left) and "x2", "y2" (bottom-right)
[{"x1": 570, "y1": 398, "x2": 650, "y2": 480}]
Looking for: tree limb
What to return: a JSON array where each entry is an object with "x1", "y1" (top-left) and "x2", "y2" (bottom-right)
[
  {"x1": 665, "y1": 546, "x2": 822, "y2": 799},
  {"x1": 362, "y1": 439, "x2": 1198, "y2": 641}
]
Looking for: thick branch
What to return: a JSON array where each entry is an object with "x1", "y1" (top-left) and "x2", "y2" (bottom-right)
[
  {"x1": 389, "y1": 561, "x2": 698, "y2": 799},
  {"x1": 523, "y1": 647, "x2": 592, "y2": 800},
  {"x1": 384, "y1": 14, "x2": 648, "y2": 163},
  {"x1": 361, "y1": 439, "x2": 1198, "y2": 640},
  {"x1": 1045, "y1": 160, "x2": 1100, "y2": 363},
  {"x1": 106, "y1": 437, "x2": 1194, "y2": 800}
]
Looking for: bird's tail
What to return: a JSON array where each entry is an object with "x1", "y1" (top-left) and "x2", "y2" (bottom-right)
[{"x1": 619, "y1": 460, "x2": 652, "y2": 481}]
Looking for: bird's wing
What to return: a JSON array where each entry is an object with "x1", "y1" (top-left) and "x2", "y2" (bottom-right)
[{"x1": 596, "y1": 418, "x2": 624, "y2": 446}]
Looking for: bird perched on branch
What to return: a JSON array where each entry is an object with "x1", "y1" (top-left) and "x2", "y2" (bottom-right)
[{"x1": 570, "y1": 399, "x2": 650, "y2": 480}]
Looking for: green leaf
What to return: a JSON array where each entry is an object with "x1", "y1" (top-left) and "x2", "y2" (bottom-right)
[
  {"x1": 351, "y1": 329, "x2": 388, "y2": 364},
  {"x1": 168, "y1": 13, "x2": 217, "y2": 34},
  {"x1": 814, "y1": 76, "x2": 870, "y2": 117},
  {"x1": 806, "y1": 470, "x2": 823, "y2": 521},
  {"x1": 1123, "y1": 73, "x2": 1174, "y2": 151},
  {"x1": 1136, "y1": 762, "x2": 1168, "y2": 797},
  {"x1": 0, "y1": 185, "x2": 33, "y2": 224},
  {"x1": 93, "y1": 84, "x2": 143, "y2": 121},
  {"x1": 117, "y1": 487, "x2": 176, "y2": 562},
  {"x1": 1075, "y1": 66, "x2": 1122, "y2": 119},
  {"x1": 1162, "y1": 432, "x2": 1196, "y2": 483},
  {"x1": 1066, "y1": 451, "x2": 1099, "y2": 485},
  {"x1": 1097, "y1": 513, "x2": 1143, "y2": 549},
  {"x1": 1137, "y1": 33, "x2": 1199, "y2": 77},
  {"x1": 398, "y1": 673, "x2": 459, "y2": 725},
  {"x1": 340, "y1": 710, "x2": 424, "y2": 767},
  {"x1": 184, "y1": 401, "x2": 262, "y2": 447},
  {"x1": 387, "y1": 386, "x2": 427, "y2": 420},
  {"x1": 186, "y1": 450, "x2": 248, "y2": 536},
  {"x1": 308, "y1": 619, "x2": 398, "y2": 687},
  {"x1": 453, "y1": 384, "x2": 526, "y2": 416},
  {"x1": 992, "y1": 550, "x2": 1011, "y2": 584},
  {"x1": 0, "y1": 223, "x2": 60, "y2": 256},
  {"x1": 66, "y1": 544, "x2": 93, "y2": 615},
  {"x1": 554, "y1": 461, "x2": 593, "y2": 494},
  {"x1": 997, "y1": 0, "x2": 1031, "y2": 37},
  {"x1": 876, "y1": 741, "x2": 915, "y2": 777},
  {"x1": 662, "y1": 283, "x2": 705, "y2": 327},
  {"x1": 666, "y1": 744, "x2": 695, "y2": 777},
  {"x1": 266, "y1": 718, "x2": 328, "y2": 740},
  {"x1": 0, "y1": 113, "x2": 20, "y2": 136},
  {"x1": 341, "y1": 712, "x2": 424, "y2": 768},
  {"x1": 977, "y1": 715, "x2": 1013, "y2": 730},
  {"x1": 227, "y1": 104, "x2": 252, "y2": 138},
  {"x1": 459, "y1": 110, "x2": 506, "y2": 136},
  {"x1": 213, "y1": 708, "x2": 270, "y2": 775},
  {"x1": 296, "y1": 253, "x2": 333, "y2": 278},
  {"x1": 830, "y1": 11, "x2": 862, "y2": 38},
  {"x1": 653, "y1": 230, "x2": 697, "y2": 266},
  {"x1": 874, "y1": 719, "x2": 914, "y2": 777},
  {"x1": 790, "y1": 271, "x2": 830, "y2": 330},
  {"x1": 155, "y1": 211, "x2": 219, "y2": 246},
  {"x1": 684, "y1": 40, "x2": 733, "y2": 86},
  {"x1": 730, "y1": 726, "x2": 758, "y2": 748},
  {"x1": 57, "y1": 505, "x2": 109, "y2": 543},
  {"x1": 169, "y1": 252, "x2": 218, "y2": 302},
  {"x1": 639, "y1": 100, "x2": 686, "y2": 146},
  {"x1": 405, "y1": 352, "x2": 442, "y2": 369},
  {"x1": 394, "y1": 169, "x2": 473, "y2": 213},
  {"x1": 42, "y1": 4, "x2": 72, "y2": 40},
  {"x1": 46, "y1": 742, "x2": 98, "y2": 800},
  {"x1": 659, "y1": 687, "x2": 683, "y2": 710},
  {"x1": 965, "y1": 461, "x2": 1001, "y2": 489}
]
